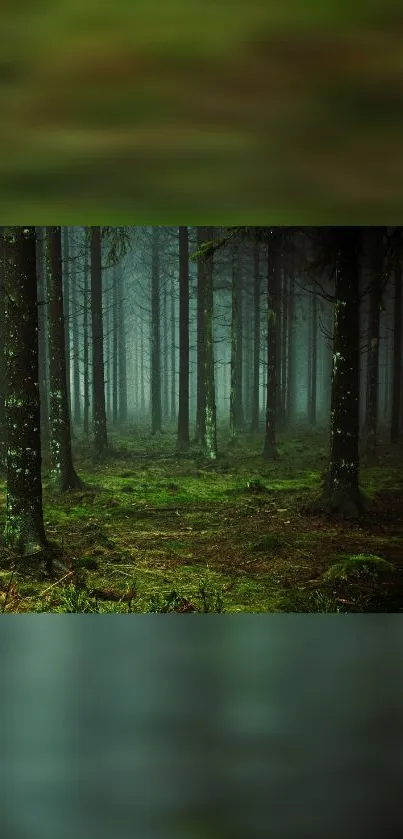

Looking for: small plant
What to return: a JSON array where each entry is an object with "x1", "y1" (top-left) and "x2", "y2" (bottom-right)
[
  {"x1": 196, "y1": 568, "x2": 225, "y2": 612},
  {"x1": 146, "y1": 589, "x2": 196, "y2": 613},
  {"x1": 281, "y1": 587, "x2": 345, "y2": 613},
  {"x1": 324, "y1": 554, "x2": 394, "y2": 582}
]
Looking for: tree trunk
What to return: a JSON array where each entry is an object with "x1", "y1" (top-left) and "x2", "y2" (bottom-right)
[
  {"x1": 229, "y1": 242, "x2": 239, "y2": 440},
  {"x1": 0, "y1": 228, "x2": 5, "y2": 468},
  {"x1": 391, "y1": 252, "x2": 402, "y2": 443},
  {"x1": 35, "y1": 226, "x2": 50, "y2": 450},
  {"x1": 163, "y1": 272, "x2": 169, "y2": 421},
  {"x1": 47, "y1": 227, "x2": 82, "y2": 491},
  {"x1": 251, "y1": 235, "x2": 260, "y2": 432},
  {"x1": 287, "y1": 261, "x2": 296, "y2": 425},
  {"x1": 171, "y1": 272, "x2": 176, "y2": 422},
  {"x1": 151, "y1": 226, "x2": 162, "y2": 434},
  {"x1": 177, "y1": 226, "x2": 190, "y2": 449},
  {"x1": 263, "y1": 229, "x2": 281, "y2": 459},
  {"x1": 71, "y1": 229, "x2": 81, "y2": 427},
  {"x1": 322, "y1": 228, "x2": 365, "y2": 516},
  {"x1": 195, "y1": 227, "x2": 207, "y2": 443},
  {"x1": 3, "y1": 227, "x2": 48, "y2": 554},
  {"x1": 91, "y1": 226, "x2": 108, "y2": 456},
  {"x1": 118, "y1": 269, "x2": 128, "y2": 425},
  {"x1": 112, "y1": 264, "x2": 118, "y2": 426},
  {"x1": 83, "y1": 231, "x2": 90, "y2": 437},
  {"x1": 62, "y1": 227, "x2": 72, "y2": 423},
  {"x1": 202, "y1": 228, "x2": 217, "y2": 459}
]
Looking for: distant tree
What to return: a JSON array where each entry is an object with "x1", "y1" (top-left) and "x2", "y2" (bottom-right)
[
  {"x1": 195, "y1": 227, "x2": 207, "y2": 444},
  {"x1": 83, "y1": 229, "x2": 90, "y2": 437},
  {"x1": 3, "y1": 227, "x2": 48, "y2": 554},
  {"x1": 47, "y1": 226, "x2": 83, "y2": 490},
  {"x1": 151, "y1": 226, "x2": 162, "y2": 434},
  {"x1": 202, "y1": 227, "x2": 218, "y2": 459},
  {"x1": 250, "y1": 234, "x2": 261, "y2": 432},
  {"x1": 307, "y1": 280, "x2": 318, "y2": 426},
  {"x1": 263, "y1": 228, "x2": 281, "y2": 459},
  {"x1": 70, "y1": 229, "x2": 81, "y2": 427},
  {"x1": 90, "y1": 226, "x2": 108, "y2": 456},
  {"x1": 177, "y1": 225, "x2": 190, "y2": 449},
  {"x1": 118, "y1": 266, "x2": 128, "y2": 425}
]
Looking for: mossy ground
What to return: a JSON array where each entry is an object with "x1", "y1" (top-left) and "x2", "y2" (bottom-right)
[{"x1": 1, "y1": 424, "x2": 403, "y2": 612}]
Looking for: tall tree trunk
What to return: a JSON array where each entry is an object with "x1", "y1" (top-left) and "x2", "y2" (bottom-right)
[
  {"x1": 163, "y1": 273, "x2": 169, "y2": 421},
  {"x1": 35, "y1": 226, "x2": 50, "y2": 450},
  {"x1": 235, "y1": 247, "x2": 244, "y2": 430},
  {"x1": 118, "y1": 269, "x2": 128, "y2": 425},
  {"x1": 263, "y1": 229, "x2": 281, "y2": 460},
  {"x1": 322, "y1": 228, "x2": 365, "y2": 516},
  {"x1": 177, "y1": 225, "x2": 190, "y2": 449},
  {"x1": 171, "y1": 272, "x2": 176, "y2": 422},
  {"x1": 3, "y1": 227, "x2": 48, "y2": 554},
  {"x1": 391, "y1": 251, "x2": 402, "y2": 443},
  {"x1": 229, "y1": 242, "x2": 239, "y2": 440},
  {"x1": 281, "y1": 265, "x2": 288, "y2": 426},
  {"x1": 251, "y1": 235, "x2": 260, "y2": 432},
  {"x1": 195, "y1": 227, "x2": 206, "y2": 443},
  {"x1": 112, "y1": 264, "x2": 118, "y2": 426},
  {"x1": 83, "y1": 231, "x2": 90, "y2": 437},
  {"x1": 202, "y1": 228, "x2": 217, "y2": 459},
  {"x1": 62, "y1": 227, "x2": 71, "y2": 420},
  {"x1": 151, "y1": 226, "x2": 162, "y2": 434},
  {"x1": 91, "y1": 226, "x2": 108, "y2": 456},
  {"x1": 47, "y1": 227, "x2": 82, "y2": 491},
  {"x1": 287, "y1": 262, "x2": 296, "y2": 425},
  {"x1": 0, "y1": 228, "x2": 5, "y2": 468},
  {"x1": 71, "y1": 229, "x2": 81, "y2": 427}
]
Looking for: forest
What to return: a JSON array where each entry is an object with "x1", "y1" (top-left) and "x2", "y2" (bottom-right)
[{"x1": 0, "y1": 225, "x2": 402, "y2": 612}]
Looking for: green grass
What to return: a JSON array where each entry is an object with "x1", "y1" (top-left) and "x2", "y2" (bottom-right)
[{"x1": 1, "y1": 426, "x2": 403, "y2": 612}]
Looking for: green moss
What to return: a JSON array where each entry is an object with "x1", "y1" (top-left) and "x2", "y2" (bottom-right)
[{"x1": 324, "y1": 554, "x2": 395, "y2": 582}]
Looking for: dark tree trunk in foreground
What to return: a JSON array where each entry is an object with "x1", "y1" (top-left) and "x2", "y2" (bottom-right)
[
  {"x1": 71, "y1": 230, "x2": 81, "y2": 427},
  {"x1": 263, "y1": 229, "x2": 281, "y2": 460},
  {"x1": 3, "y1": 227, "x2": 48, "y2": 554},
  {"x1": 151, "y1": 226, "x2": 162, "y2": 434},
  {"x1": 322, "y1": 228, "x2": 365, "y2": 516},
  {"x1": 47, "y1": 227, "x2": 82, "y2": 491},
  {"x1": 177, "y1": 225, "x2": 190, "y2": 449},
  {"x1": 35, "y1": 226, "x2": 50, "y2": 449},
  {"x1": 364, "y1": 228, "x2": 384, "y2": 461},
  {"x1": 91, "y1": 226, "x2": 108, "y2": 456},
  {"x1": 202, "y1": 228, "x2": 217, "y2": 459},
  {"x1": 391, "y1": 251, "x2": 402, "y2": 443},
  {"x1": 195, "y1": 227, "x2": 207, "y2": 443},
  {"x1": 62, "y1": 227, "x2": 72, "y2": 423},
  {"x1": 0, "y1": 228, "x2": 5, "y2": 468}
]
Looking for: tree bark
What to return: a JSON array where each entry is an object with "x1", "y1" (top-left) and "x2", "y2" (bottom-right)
[
  {"x1": 195, "y1": 227, "x2": 207, "y2": 443},
  {"x1": 250, "y1": 235, "x2": 260, "y2": 432},
  {"x1": 391, "y1": 251, "x2": 402, "y2": 443},
  {"x1": 151, "y1": 226, "x2": 162, "y2": 434},
  {"x1": 47, "y1": 226, "x2": 82, "y2": 490},
  {"x1": 3, "y1": 227, "x2": 48, "y2": 554},
  {"x1": 177, "y1": 225, "x2": 190, "y2": 449},
  {"x1": 90, "y1": 226, "x2": 108, "y2": 456},
  {"x1": 364, "y1": 228, "x2": 384, "y2": 461},
  {"x1": 202, "y1": 228, "x2": 217, "y2": 459},
  {"x1": 263, "y1": 228, "x2": 281, "y2": 459}
]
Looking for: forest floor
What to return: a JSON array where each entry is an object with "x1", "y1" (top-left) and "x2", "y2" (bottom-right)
[{"x1": 0, "y1": 425, "x2": 403, "y2": 613}]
